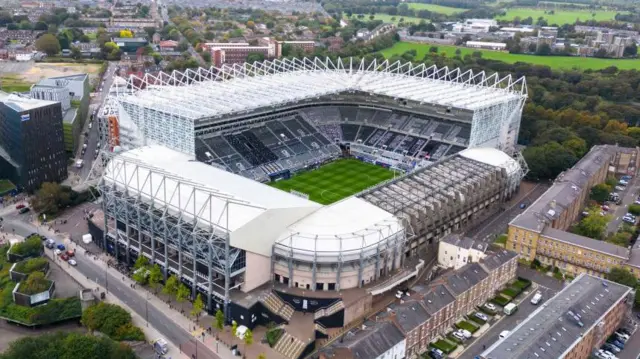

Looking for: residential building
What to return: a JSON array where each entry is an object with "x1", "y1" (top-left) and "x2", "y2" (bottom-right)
[
  {"x1": 30, "y1": 74, "x2": 90, "y2": 154},
  {"x1": 0, "y1": 92, "x2": 67, "y2": 192},
  {"x1": 112, "y1": 37, "x2": 148, "y2": 53},
  {"x1": 211, "y1": 46, "x2": 272, "y2": 67},
  {"x1": 452, "y1": 19, "x2": 497, "y2": 33},
  {"x1": 158, "y1": 40, "x2": 179, "y2": 52},
  {"x1": 318, "y1": 321, "x2": 406, "y2": 359},
  {"x1": 481, "y1": 273, "x2": 634, "y2": 359},
  {"x1": 374, "y1": 250, "x2": 517, "y2": 358},
  {"x1": 508, "y1": 145, "x2": 640, "y2": 278},
  {"x1": 438, "y1": 233, "x2": 486, "y2": 270}
]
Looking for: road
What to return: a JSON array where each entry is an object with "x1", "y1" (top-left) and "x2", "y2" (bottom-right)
[
  {"x1": 72, "y1": 62, "x2": 118, "y2": 181},
  {"x1": 467, "y1": 183, "x2": 550, "y2": 242},
  {"x1": 607, "y1": 174, "x2": 640, "y2": 235},
  {"x1": 1, "y1": 215, "x2": 220, "y2": 359}
]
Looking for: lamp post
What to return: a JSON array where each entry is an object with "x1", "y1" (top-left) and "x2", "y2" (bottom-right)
[{"x1": 145, "y1": 292, "x2": 150, "y2": 327}]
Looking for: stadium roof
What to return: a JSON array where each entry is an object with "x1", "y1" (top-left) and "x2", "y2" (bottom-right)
[
  {"x1": 102, "y1": 145, "x2": 402, "y2": 257},
  {"x1": 111, "y1": 57, "x2": 527, "y2": 120}
]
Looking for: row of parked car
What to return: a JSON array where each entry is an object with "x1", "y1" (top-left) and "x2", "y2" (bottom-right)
[
  {"x1": 595, "y1": 327, "x2": 633, "y2": 359},
  {"x1": 44, "y1": 238, "x2": 77, "y2": 266}
]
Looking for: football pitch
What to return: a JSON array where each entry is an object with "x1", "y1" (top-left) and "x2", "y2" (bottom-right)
[{"x1": 269, "y1": 159, "x2": 397, "y2": 205}]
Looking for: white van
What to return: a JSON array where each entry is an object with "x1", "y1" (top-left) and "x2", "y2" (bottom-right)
[
  {"x1": 504, "y1": 303, "x2": 518, "y2": 315},
  {"x1": 531, "y1": 291, "x2": 542, "y2": 305}
]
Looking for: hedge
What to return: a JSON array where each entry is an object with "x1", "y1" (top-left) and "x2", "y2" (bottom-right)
[
  {"x1": 491, "y1": 295, "x2": 511, "y2": 306},
  {"x1": 431, "y1": 339, "x2": 457, "y2": 354},
  {"x1": 469, "y1": 314, "x2": 486, "y2": 325},
  {"x1": 455, "y1": 320, "x2": 479, "y2": 333},
  {"x1": 266, "y1": 328, "x2": 284, "y2": 347},
  {"x1": 13, "y1": 257, "x2": 48, "y2": 274},
  {"x1": 513, "y1": 278, "x2": 532, "y2": 290}
]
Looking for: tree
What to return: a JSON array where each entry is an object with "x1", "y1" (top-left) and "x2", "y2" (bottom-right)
[
  {"x1": 573, "y1": 206, "x2": 609, "y2": 240},
  {"x1": 148, "y1": 264, "x2": 163, "y2": 293},
  {"x1": 243, "y1": 328, "x2": 253, "y2": 355},
  {"x1": 35, "y1": 33, "x2": 61, "y2": 56},
  {"x1": 606, "y1": 267, "x2": 638, "y2": 288},
  {"x1": 34, "y1": 21, "x2": 48, "y2": 31},
  {"x1": 162, "y1": 275, "x2": 179, "y2": 298},
  {"x1": 134, "y1": 256, "x2": 149, "y2": 270},
  {"x1": 258, "y1": 354, "x2": 266, "y2": 359},
  {"x1": 231, "y1": 320, "x2": 238, "y2": 345},
  {"x1": 191, "y1": 293, "x2": 204, "y2": 321},
  {"x1": 1, "y1": 332, "x2": 137, "y2": 359},
  {"x1": 246, "y1": 20, "x2": 255, "y2": 29},
  {"x1": 31, "y1": 182, "x2": 71, "y2": 215},
  {"x1": 176, "y1": 283, "x2": 190, "y2": 310},
  {"x1": 535, "y1": 43, "x2": 552, "y2": 56},
  {"x1": 70, "y1": 46, "x2": 82, "y2": 60},
  {"x1": 132, "y1": 266, "x2": 148, "y2": 285},
  {"x1": 81, "y1": 302, "x2": 144, "y2": 341},
  {"x1": 246, "y1": 52, "x2": 265, "y2": 63},
  {"x1": 119, "y1": 29, "x2": 133, "y2": 38},
  {"x1": 215, "y1": 309, "x2": 225, "y2": 330},
  {"x1": 629, "y1": 204, "x2": 640, "y2": 216},
  {"x1": 590, "y1": 183, "x2": 611, "y2": 203}
]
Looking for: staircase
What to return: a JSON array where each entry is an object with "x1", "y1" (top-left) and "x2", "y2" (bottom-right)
[
  {"x1": 274, "y1": 331, "x2": 307, "y2": 359},
  {"x1": 313, "y1": 300, "x2": 345, "y2": 320},
  {"x1": 260, "y1": 292, "x2": 295, "y2": 322}
]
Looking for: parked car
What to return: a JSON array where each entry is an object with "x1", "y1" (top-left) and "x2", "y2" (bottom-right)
[
  {"x1": 484, "y1": 303, "x2": 496, "y2": 311},
  {"x1": 56, "y1": 244, "x2": 65, "y2": 251},
  {"x1": 475, "y1": 312, "x2": 489, "y2": 321},
  {"x1": 621, "y1": 175, "x2": 632, "y2": 181},
  {"x1": 54, "y1": 249, "x2": 62, "y2": 255},
  {"x1": 458, "y1": 329, "x2": 472, "y2": 339},
  {"x1": 66, "y1": 250, "x2": 75, "y2": 257},
  {"x1": 452, "y1": 331, "x2": 465, "y2": 341},
  {"x1": 602, "y1": 343, "x2": 621, "y2": 354},
  {"x1": 68, "y1": 259, "x2": 77, "y2": 266},
  {"x1": 60, "y1": 253, "x2": 69, "y2": 261},
  {"x1": 19, "y1": 207, "x2": 30, "y2": 214},
  {"x1": 601, "y1": 205, "x2": 610, "y2": 211},
  {"x1": 615, "y1": 331, "x2": 630, "y2": 340},
  {"x1": 519, "y1": 203, "x2": 527, "y2": 209},
  {"x1": 15, "y1": 204, "x2": 25, "y2": 209},
  {"x1": 618, "y1": 328, "x2": 631, "y2": 336},
  {"x1": 615, "y1": 186, "x2": 625, "y2": 191},
  {"x1": 428, "y1": 349, "x2": 444, "y2": 359}
]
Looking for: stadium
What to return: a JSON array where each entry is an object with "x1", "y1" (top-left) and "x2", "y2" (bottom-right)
[{"x1": 94, "y1": 57, "x2": 528, "y2": 344}]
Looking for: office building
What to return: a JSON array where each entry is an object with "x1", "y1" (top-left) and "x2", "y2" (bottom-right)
[{"x1": 0, "y1": 92, "x2": 67, "y2": 192}]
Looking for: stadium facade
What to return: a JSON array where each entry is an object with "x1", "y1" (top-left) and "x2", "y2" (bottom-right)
[{"x1": 96, "y1": 57, "x2": 528, "y2": 330}]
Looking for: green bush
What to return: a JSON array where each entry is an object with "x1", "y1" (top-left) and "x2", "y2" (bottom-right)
[
  {"x1": 82, "y1": 302, "x2": 145, "y2": 341},
  {"x1": 431, "y1": 339, "x2": 457, "y2": 354},
  {"x1": 469, "y1": 314, "x2": 486, "y2": 325},
  {"x1": 114, "y1": 323, "x2": 146, "y2": 341},
  {"x1": 553, "y1": 271, "x2": 564, "y2": 280},
  {"x1": 512, "y1": 278, "x2": 532, "y2": 291},
  {"x1": 629, "y1": 204, "x2": 640, "y2": 216},
  {"x1": 266, "y1": 328, "x2": 283, "y2": 347},
  {"x1": 13, "y1": 257, "x2": 48, "y2": 274},
  {"x1": 1, "y1": 332, "x2": 137, "y2": 359},
  {"x1": 9, "y1": 236, "x2": 43, "y2": 258},
  {"x1": 455, "y1": 320, "x2": 479, "y2": 333},
  {"x1": 501, "y1": 288, "x2": 519, "y2": 298},
  {"x1": 18, "y1": 272, "x2": 51, "y2": 295}
]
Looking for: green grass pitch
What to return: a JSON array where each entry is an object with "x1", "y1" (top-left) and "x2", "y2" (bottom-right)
[{"x1": 268, "y1": 159, "x2": 397, "y2": 205}]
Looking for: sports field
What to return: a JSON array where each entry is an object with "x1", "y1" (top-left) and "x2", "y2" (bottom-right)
[
  {"x1": 406, "y1": 3, "x2": 465, "y2": 15},
  {"x1": 380, "y1": 41, "x2": 640, "y2": 70},
  {"x1": 495, "y1": 8, "x2": 624, "y2": 25},
  {"x1": 269, "y1": 159, "x2": 396, "y2": 205}
]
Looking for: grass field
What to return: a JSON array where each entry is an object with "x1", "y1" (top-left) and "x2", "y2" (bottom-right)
[
  {"x1": 269, "y1": 159, "x2": 396, "y2": 205},
  {"x1": 406, "y1": 3, "x2": 465, "y2": 15},
  {"x1": 380, "y1": 41, "x2": 640, "y2": 70},
  {"x1": 0, "y1": 179, "x2": 16, "y2": 194},
  {"x1": 495, "y1": 8, "x2": 624, "y2": 25},
  {"x1": 0, "y1": 74, "x2": 32, "y2": 93},
  {"x1": 345, "y1": 13, "x2": 427, "y2": 25}
]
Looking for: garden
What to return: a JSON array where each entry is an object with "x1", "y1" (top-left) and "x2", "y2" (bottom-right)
[
  {"x1": 13, "y1": 257, "x2": 48, "y2": 275},
  {"x1": 455, "y1": 320, "x2": 479, "y2": 333},
  {"x1": 8, "y1": 235, "x2": 44, "y2": 259},
  {"x1": 492, "y1": 277, "x2": 532, "y2": 306},
  {"x1": 430, "y1": 338, "x2": 457, "y2": 354},
  {"x1": 0, "y1": 244, "x2": 81, "y2": 325}
]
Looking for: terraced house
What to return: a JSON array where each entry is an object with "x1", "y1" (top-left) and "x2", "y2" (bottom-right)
[
  {"x1": 507, "y1": 145, "x2": 640, "y2": 278},
  {"x1": 361, "y1": 250, "x2": 517, "y2": 358}
]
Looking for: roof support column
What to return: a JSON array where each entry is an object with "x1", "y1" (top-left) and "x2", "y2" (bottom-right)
[
  {"x1": 312, "y1": 237, "x2": 317, "y2": 292},
  {"x1": 125, "y1": 222, "x2": 131, "y2": 266},
  {"x1": 163, "y1": 214, "x2": 169, "y2": 282},
  {"x1": 357, "y1": 235, "x2": 365, "y2": 288},
  {"x1": 335, "y1": 239, "x2": 343, "y2": 292},
  {"x1": 374, "y1": 242, "x2": 381, "y2": 282},
  {"x1": 207, "y1": 243, "x2": 213, "y2": 313},
  {"x1": 223, "y1": 202, "x2": 231, "y2": 323}
]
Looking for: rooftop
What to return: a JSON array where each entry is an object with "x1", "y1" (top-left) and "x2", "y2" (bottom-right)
[
  {"x1": 111, "y1": 57, "x2": 527, "y2": 121},
  {"x1": 0, "y1": 91, "x2": 56, "y2": 111},
  {"x1": 420, "y1": 284, "x2": 455, "y2": 315},
  {"x1": 440, "y1": 262, "x2": 488, "y2": 297},
  {"x1": 480, "y1": 250, "x2": 518, "y2": 272},
  {"x1": 391, "y1": 300, "x2": 430, "y2": 332},
  {"x1": 510, "y1": 145, "x2": 620, "y2": 232},
  {"x1": 482, "y1": 273, "x2": 633, "y2": 359},
  {"x1": 541, "y1": 227, "x2": 629, "y2": 260},
  {"x1": 442, "y1": 233, "x2": 486, "y2": 252},
  {"x1": 319, "y1": 321, "x2": 405, "y2": 359}
]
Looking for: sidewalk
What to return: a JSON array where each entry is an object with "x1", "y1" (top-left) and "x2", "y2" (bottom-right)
[{"x1": 38, "y1": 238, "x2": 188, "y2": 359}]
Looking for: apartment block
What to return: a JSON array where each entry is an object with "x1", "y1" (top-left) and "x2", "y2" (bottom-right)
[
  {"x1": 481, "y1": 274, "x2": 634, "y2": 359},
  {"x1": 508, "y1": 145, "x2": 640, "y2": 278},
  {"x1": 372, "y1": 250, "x2": 517, "y2": 358}
]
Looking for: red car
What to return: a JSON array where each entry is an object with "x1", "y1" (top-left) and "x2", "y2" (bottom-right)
[
  {"x1": 60, "y1": 254, "x2": 69, "y2": 261},
  {"x1": 66, "y1": 250, "x2": 75, "y2": 257},
  {"x1": 15, "y1": 204, "x2": 25, "y2": 210}
]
